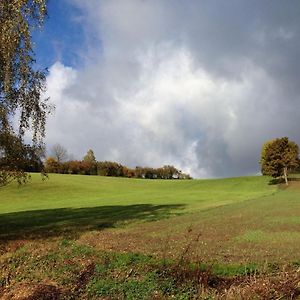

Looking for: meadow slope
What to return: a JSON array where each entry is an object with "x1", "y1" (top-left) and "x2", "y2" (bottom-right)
[
  {"x1": 1, "y1": 174, "x2": 300, "y2": 299},
  {"x1": 0, "y1": 173, "x2": 276, "y2": 214},
  {"x1": 0, "y1": 173, "x2": 277, "y2": 241}
]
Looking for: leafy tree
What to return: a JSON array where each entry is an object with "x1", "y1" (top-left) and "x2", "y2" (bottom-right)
[
  {"x1": 134, "y1": 166, "x2": 146, "y2": 178},
  {"x1": 0, "y1": 0, "x2": 50, "y2": 185},
  {"x1": 260, "y1": 140, "x2": 274, "y2": 167},
  {"x1": 83, "y1": 149, "x2": 97, "y2": 175},
  {"x1": 144, "y1": 167, "x2": 156, "y2": 179},
  {"x1": 44, "y1": 157, "x2": 59, "y2": 174},
  {"x1": 161, "y1": 165, "x2": 179, "y2": 179},
  {"x1": 260, "y1": 137, "x2": 299, "y2": 185},
  {"x1": 66, "y1": 160, "x2": 83, "y2": 175},
  {"x1": 83, "y1": 149, "x2": 96, "y2": 164},
  {"x1": 0, "y1": 132, "x2": 44, "y2": 186},
  {"x1": 122, "y1": 166, "x2": 135, "y2": 178},
  {"x1": 97, "y1": 161, "x2": 124, "y2": 177}
]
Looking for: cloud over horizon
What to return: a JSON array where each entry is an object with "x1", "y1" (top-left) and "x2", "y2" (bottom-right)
[{"x1": 44, "y1": 0, "x2": 300, "y2": 178}]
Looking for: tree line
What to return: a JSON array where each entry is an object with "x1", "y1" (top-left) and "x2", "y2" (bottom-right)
[{"x1": 44, "y1": 148, "x2": 192, "y2": 179}]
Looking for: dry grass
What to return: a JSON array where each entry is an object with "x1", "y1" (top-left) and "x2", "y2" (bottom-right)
[
  {"x1": 210, "y1": 269, "x2": 300, "y2": 299},
  {"x1": 0, "y1": 237, "x2": 300, "y2": 299}
]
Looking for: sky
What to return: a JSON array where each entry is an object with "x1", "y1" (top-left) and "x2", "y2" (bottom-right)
[{"x1": 33, "y1": 0, "x2": 300, "y2": 178}]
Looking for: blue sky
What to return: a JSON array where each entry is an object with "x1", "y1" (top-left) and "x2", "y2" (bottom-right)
[{"x1": 33, "y1": 0, "x2": 86, "y2": 69}]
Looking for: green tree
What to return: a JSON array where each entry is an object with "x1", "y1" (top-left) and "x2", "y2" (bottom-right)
[
  {"x1": 260, "y1": 137, "x2": 299, "y2": 185},
  {"x1": 97, "y1": 161, "x2": 124, "y2": 177},
  {"x1": 0, "y1": 133, "x2": 44, "y2": 185},
  {"x1": 83, "y1": 149, "x2": 97, "y2": 175},
  {"x1": 83, "y1": 149, "x2": 96, "y2": 164},
  {"x1": 0, "y1": 0, "x2": 50, "y2": 185}
]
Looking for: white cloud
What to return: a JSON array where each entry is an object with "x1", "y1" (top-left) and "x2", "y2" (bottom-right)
[{"x1": 44, "y1": 0, "x2": 300, "y2": 177}]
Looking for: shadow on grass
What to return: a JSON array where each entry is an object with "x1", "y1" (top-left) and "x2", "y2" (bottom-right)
[
  {"x1": 269, "y1": 176, "x2": 300, "y2": 185},
  {"x1": 268, "y1": 178, "x2": 285, "y2": 185},
  {"x1": 0, "y1": 204, "x2": 185, "y2": 241}
]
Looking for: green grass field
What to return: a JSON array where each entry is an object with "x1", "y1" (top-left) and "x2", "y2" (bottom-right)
[
  {"x1": 0, "y1": 173, "x2": 276, "y2": 240},
  {"x1": 0, "y1": 173, "x2": 276, "y2": 214},
  {"x1": 1, "y1": 174, "x2": 300, "y2": 299}
]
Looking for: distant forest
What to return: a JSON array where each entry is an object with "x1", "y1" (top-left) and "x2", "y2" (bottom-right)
[
  {"x1": 43, "y1": 147, "x2": 192, "y2": 179},
  {"x1": 44, "y1": 158, "x2": 192, "y2": 180}
]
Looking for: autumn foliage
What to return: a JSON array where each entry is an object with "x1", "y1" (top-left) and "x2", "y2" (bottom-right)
[
  {"x1": 260, "y1": 137, "x2": 299, "y2": 185},
  {"x1": 44, "y1": 149, "x2": 191, "y2": 179}
]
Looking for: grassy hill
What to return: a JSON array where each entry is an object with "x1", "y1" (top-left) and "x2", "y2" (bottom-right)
[
  {"x1": 1, "y1": 174, "x2": 300, "y2": 299},
  {"x1": 0, "y1": 174, "x2": 276, "y2": 240},
  {"x1": 0, "y1": 173, "x2": 276, "y2": 214}
]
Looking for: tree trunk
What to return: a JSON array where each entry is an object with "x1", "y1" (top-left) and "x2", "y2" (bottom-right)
[{"x1": 283, "y1": 167, "x2": 288, "y2": 185}]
